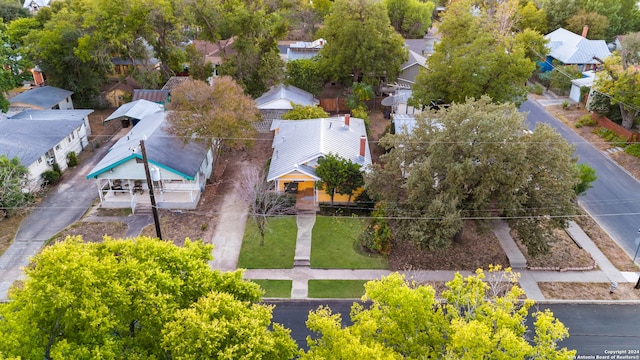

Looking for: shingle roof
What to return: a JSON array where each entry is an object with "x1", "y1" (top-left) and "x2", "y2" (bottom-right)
[
  {"x1": 401, "y1": 50, "x2": 427, "y2": 71},
  {"x1": 266, "y1": 116, "x2": 371, "y2": 182},
  {"x1": 255, "y1": 84, "x2": 318, "y2": 110},
  {"x1": 104, "y1": 99, "x2": 164, "y2": 123},
  {"x1": 545, "y1": 28, "x2": 612, "y2": 65},
  {"x1": 132, "y1": 89, "x2": 171, "y2": 104},
  {"x1": 0, "y1": 118, "x2": 83, "y2": 166},
  {"x1": 9, "y1": 86, "x2": 73, "y2": 109},
  {"x1": 86, "y1": 112, "x2": 209, "y2": 180},
  {"x1": 10, "y1": 109, "x2": 94, "y2": 121}
]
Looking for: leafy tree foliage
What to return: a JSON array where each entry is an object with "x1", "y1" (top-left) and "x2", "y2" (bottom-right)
[
  {"x1": 411, "y1": 0, "x2": 546, "y2": 106},
  {"x1": 167, "y1": 77, "x2": 260, "y2": 149},
  {"x1": 281, "y1": 104, "x2": 329, "y2": 120},
  {"x1": 0, "y1": 236, "x2": 298, "y2": 359},
  {"x1": 285, "y1": 58, "x2": 324, "y2": 96},
  {"x1": 565, "y1": 9, "x2": 609, "y2": 40},
  {"x1": 302, "y1": 270, "x2": 576, "y2": 359},
  {"x1": 0, "y1": 20, "x2": 32, "y2": 112},
  {"x1": 316, "y1": 0, "x2": 407, "y2": 86},
  {"x1": 515, "y1": 0, "x2": 548, "y2": 32},
  {"x1": 574, "y1": 163, "x2": 597, "y2": 196},
  {"x1": 0, "y1": 0, "x2": 29, "y2": 23},
  {"x1": 548, "y1": 64, "x2": 584, "y2": 93},
  {"x1": 593, "y1": 54, "x2": 640, "y2": 129},
  {"x1": 384, "y1": 0, "x2": 435, "y2": 39},
  {"x1": 366, "y1": 97, "x2": 579, "y2": 255},
  {"x1": 581, "y1": 0, "x2": 637, "y2": 41},
  {"x1": 541, "y1": 0, "x2": 579, "y2": 30},
  {"x1": 316, "y1": 153, "x2": 364, "y2": 205},
  {"x1": 0, "y1": 156, "x2": 34, "y2": 218}
]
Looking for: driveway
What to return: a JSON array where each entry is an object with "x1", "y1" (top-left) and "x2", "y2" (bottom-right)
[{"x1": 0, "y1": 131, "x2": 124, "y2": 300}]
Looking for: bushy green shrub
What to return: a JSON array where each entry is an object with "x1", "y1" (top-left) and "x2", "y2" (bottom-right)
[
  {"x1": 359, "y1": 204, "x2": 391, "y2": 256},
  {"x1": 593, "y1": 127, "x2": 628, "y2": 147},
  {"x1": 66, "y1": 151, "x2": 78, "y2": 167},
  {"x1": 561, "y1": 100, "x2": 569, "y2": 109},
  {"x1": 576, "y1": 114, "x2": 597, "y2": 127},
  {"x1": 528, "y1": 83, "x2": 544, "y2": 95},
  {"x1": 625, "y1": 143, "x2": 640, "y2": 157},
  {"x1": 41, "y1": 170, "x2": 61, "y2": 186}
]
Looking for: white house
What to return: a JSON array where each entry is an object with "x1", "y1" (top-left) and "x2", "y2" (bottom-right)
[
  {"x1": 397, "y1": 50, "x2": 427, "y2": 87},
  {"x1": 0, "y1": 115, "x2": 89, "y2": 189},
  {"x1": 543, "y1": 28, "x2": 612, "y2": 71},
  {"x1": 255, "y1": 84, "x2": 319, "y2": 121},
  {"x1": 10, "y1": 109, "x2": 94, "y2": 136},
  {"x1": 9, "y1": 86, "x2": 74, "y2": 111},
  {"x1": 86, "y1": 111, "x2": 216, "y2": 211},
  {"x1": 23, "y1": 0, "x2": 50, "y2": 13}
]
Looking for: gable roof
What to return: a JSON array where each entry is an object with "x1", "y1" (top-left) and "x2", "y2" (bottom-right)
[
  {"x1": 0, "y1": 118, "x2": 84, "y2": 166},
  {"x1": 286, "y1": 38, "x2": 325, "y2": 61},
  {"x1": 162, "y1": 76, "x2": 190, "y2": 91},
  {"x1": 266, "y1": 116, "x2": 371, "y2": 182},
  {"x1": 23, "y1": 0, "x2": 50, "y2": 9},
  {"x1": 9, "y1": 86, "x2": 73, "y2": 109},
  {"x1": 86, "y1": 112, "x2": 209, "y2": 180},
  {"x1": 132, "y1": 89, "x2": 171, "y2": 104},
  {"x1": 401, "y1": 49, "x2": 427, "y2": 71},
  {"x1": 104, "y1": 99, "x2": 164, "y2": 123},
  {"x1": 10, "y1": 109, "x2": 93, "y2": 121},
  {"x1": 545, "y1": 28, "x2": 612, "y2": 65},
  {"x1": 255, "y1": 84, "x2": 319, "y2": 110}
]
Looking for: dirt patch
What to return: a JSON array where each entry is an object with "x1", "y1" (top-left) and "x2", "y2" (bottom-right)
[
  {"x1": 539, "y1": 282, "x2": 640, "y2": 300},
  {"x1": 53, "y1": 221, "x2": 128, "y2": 243},
  {"x1": 0, "y1": 213, "x2": 27, "y2": 257},
  {"x1": 368, "y1": 110, "x2": 392, "y2": 163},
  {"x1": 512, "y1": 228, "x2": 595, "y2": 270}
]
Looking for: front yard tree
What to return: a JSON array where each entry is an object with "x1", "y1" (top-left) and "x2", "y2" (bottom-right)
[
  {"x1": 594, "y1": 53, "x2": 640, "y2": 130},
  {"x1": 0, "y1": 155, "x2": 34, "y2": 218},
  {"x1": 316, "y1": 153, "x2": 364, "y2": 206},
  {"x1": 366, "y1": 97, "x2": 580, "y2": 255},
  {"x1": 281, "y1": 104, "x2": 329, "y2": 120},
  {"x1": 167, "y1": 77, "x2": 260, "y2": 149},
  {"x1": 316, "y1": 0, "x2": 407, "y2": 86},
  {"x1": 302, "y1": 271, "x2": 576, "y2": 359},
  {"x1": 384, "y1": 0, "x2": 435, "y2": 39},
  {"x1": 411, "y1": 0, "x2": 546, "y2": 106},
  {"x1": 0, "y1": 236, "x2": 298, "y2": 359}
]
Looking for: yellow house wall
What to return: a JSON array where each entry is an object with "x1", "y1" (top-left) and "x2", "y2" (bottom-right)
[
  {"x1": 275, "y1": 173, "x2": 316, "y2": 192},
  {"x1": 317, "y1": 187, "x2": 365, "y2": 203}
]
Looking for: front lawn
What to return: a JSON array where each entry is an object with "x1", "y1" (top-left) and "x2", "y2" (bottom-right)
[
  {"x1": 311, "y1": 216, "x2": 388, "y2": 269},
  {"x1": 238, "y1": 216, "x2": 297, "y2": 269},
  {"x1": 308, "y1": 280, "x2": 368, "y2": 298},
  {"x1": 250, "y1": 279, "x2": 292, "y2": 298}
]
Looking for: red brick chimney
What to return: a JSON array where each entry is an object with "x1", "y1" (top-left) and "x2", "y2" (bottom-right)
[
  {"x1": 359, "y1": 135, "x2": 366, "y2": 158},
  {"x1": 582, "y1": 25, "x2": 589, "y2": 38},
  {"x1": 344, "y1": 114, "x2": 350, "y2": 128}
]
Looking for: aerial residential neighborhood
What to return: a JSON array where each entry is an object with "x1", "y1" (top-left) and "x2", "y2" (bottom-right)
[{"x1": 1, "y1": 0, "x2": 640, "y2": 358}]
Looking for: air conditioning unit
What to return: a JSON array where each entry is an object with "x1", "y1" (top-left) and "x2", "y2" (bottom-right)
[{"x1": 46, "y1": 158, "x2": 55, "y2": 165}]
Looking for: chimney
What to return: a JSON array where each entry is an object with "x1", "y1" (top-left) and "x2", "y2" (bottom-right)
[
  {"x1": 582, "y1": 25, "x2": 589, "y2": 38},
  {"x1": 359, "y1": 135, "x2": 366, "y2": 158},
  {"x1": 344, "y1": 114, "x2": 350, "y2": 128}
]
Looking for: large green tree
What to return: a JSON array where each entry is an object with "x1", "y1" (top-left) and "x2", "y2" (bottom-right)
[
  {"x1": 281, "y1": 104, "x2": 329, "y2": 120},
  {"x1": 316, "y1": 0, "x2": 407, "y2": 86},
  {"x1": 0, "y1": 20, "x2": 31, "y2": 112},
  {"x1": 0, "y1": 236, "x2": 298, "y2": 359},
  {"x1": 592, "y1": 54, "x2": 640, "y2": 130},
  {"x1": 565, "y1": 9, "x2": 609, "y2": 40},
  {"x1": 285, "y1": 58, "x2": 324, "y2": 96},
  {"x1": 366, "y1": 97, "x2": 580, "y2": 255},
  {"x1": 384, "y1": 0, "x2": 435, "y2": 39},
  {"x1": 316, "y1": 153, "x2": 364, "y2": 206},
  {"x1": 411, "y1": 0, "x2": 546, "y2": 106},
  {"x1": 541, "y1": 0, "x2": 580, "y2": 30},
  {"x1": 0, "y1": 0, "x2": 29, "y2": 23},
  {"x1": 302, "y1": 270, "x2": 576, "y2": 359},
  {"x1": 0, "y1": 156, "x2": 34, "y2": 218}
]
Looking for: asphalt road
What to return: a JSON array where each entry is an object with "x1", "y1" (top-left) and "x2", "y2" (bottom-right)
[
  {"x1": 268, "y1": 299, "x2": 640, "y2": 356},
  {"x1": 521, "y1": 100, "x2": 640, "y2": 262}
]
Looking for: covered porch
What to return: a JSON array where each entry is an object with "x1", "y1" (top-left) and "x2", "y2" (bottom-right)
[{"x1": 96, "y1": 178, "x2": 202, "y2": 211}]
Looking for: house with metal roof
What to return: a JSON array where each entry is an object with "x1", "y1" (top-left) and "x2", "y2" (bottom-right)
[
  {"x1": 285, "y1": 38, "x2": 325, "y2": 61},
  {"x1": 10, "y1": 109, "x2": 94, "y2": 136},
  {"x1": 103, "y1": 99, "x2": 164, "y2": 128},
  {"x1": 397, "y1": 50, "x2": 427, "y2": 87},
  {"x1": 9, "y1": 86, "x2": 74, "y2": 110},
  {"x1": 0, "y1": 115, "x2": 88, "y2": 189},
  {"x1": 267, "y1": 115, "x2": 371, "y2": 204},
  {"x1": 255, "y1": 84, "x2": 319, "y2": 121},
  {"x1": 543, "y1": 28, "x2": 612, "y2": 72},
  {"x1": 86, "y1": 111, "x2": 215, "y2": 211},
  {"x1": 132, "y1": 89, "x2": 171, "y2": 104}
]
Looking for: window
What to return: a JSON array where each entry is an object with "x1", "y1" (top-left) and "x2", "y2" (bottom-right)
[
  {"x1": 55, "y1": 144, "x2": 61, "y2": 150},
  {"x1": 37, "y1": 157, "x2": 42, "y2": 164}
]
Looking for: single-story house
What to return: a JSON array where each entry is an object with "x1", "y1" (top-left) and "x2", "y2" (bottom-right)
[
  {"x1": 9, "y1": 86, "x2": 74, "y2": 111},
  {"x1": 285, "y1": 38, "x2": 325, "y2": 61},
  {"x1": 132, "y1": 89, "x2": 171, "y2": 104},
  {"x1": 397, "y1": 49, "x2": 427, "y2": 87},
  {"x1": 255, "y1": 84, "x2": 319, "y2": 121},
  {"x1": 542, "y1": 28, "x2": 612, "y2": 72},
  {"x1": 0, "y1": 114, "x2": 89, "y2": 189},
  {"x1": 267, "y1": 115, "x2": 371, "y2": 204},
  {"x1": 10, "y1": 109, "x2": 94, "y2": 136},
  {"x1": 103, "y1": 77, "x2": 140, "y2": 108},
  {"x1": 86, "y1": 111, "x2": 216, "y2": 211},
  {"x1": 569, "y1": 71, "x2": 596, "y2": 103},
  {"x1": 103, "y1": 99, "x2": 164, "y2": 128}
]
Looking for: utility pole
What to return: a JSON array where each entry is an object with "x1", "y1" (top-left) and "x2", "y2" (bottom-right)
[{"x1": 140, "y1": 139, "x2": 162, "y2": 240}]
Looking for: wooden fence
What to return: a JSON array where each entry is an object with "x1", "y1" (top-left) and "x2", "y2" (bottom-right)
[{"x1": 592, "y1": 113, "x2": 639, "y2": 142}]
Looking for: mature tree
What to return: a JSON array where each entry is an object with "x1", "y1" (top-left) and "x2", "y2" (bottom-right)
[
  {"x1": 185, "y1": 43, "x2": 215, "y2": 81},
  {"x1": 345, "y1": 82, "x2": 374, "y2": 120},
  {"x1": 366, "y1": 97, "x2": 579, "y2": 255},
  {"x1": 0, "y1": 0, "x2": 29, "y2": 23},
  {"x1": 411, "y1": 0, "x2": 546, "y2": 106},
  {"x1": 384, "y1": 0, "x2": 435, "y2": 39},
  {"x1": 302, "y1": 270, "x2": 576, "y2": 359},
  {"x1": 316, "y1": 0, "x2": 407, "y2": 86},
  {"x1": 167, "y1": 77, "x2": 260, "y2": 149},
  {"x1": 0, "y1": 236, "x2": 298, "y2": 359},
  {"x1": 337, "y1": 160, "x2": 364, "y2": 204},
  {"x1": 6, "y1": 17, "x2": 41, "y2": 46},
  {"x1": 574, "y1": 163, "x2": 597, "y2": 196},
  {"x1": 237, "y1": 167, "x2": 295, "y2": 246},
  {"x1": 580, "y1": 0, "x2": 637, "y2": 41},
  {"x1": 548, "y1": 64, "x2": 584, "y2": 93},
  {"x1": 281, "y1": 104, "x2": 329, "y2": 120},
  {"x1": 285, "y1": 58, "x2": 324, "y2": 96},
  {"x1": 593, "y1": 54, "x2": 640, "y2": 130},
  {"x1": 0, "y1": 156, "x2": 34, "y2": 219},
  {"x1": 316, "y1": 153, "x2": 364, "y2": 206},
  {"x1": 0, "y1": 20, "x2": 31, "y2": 112},
  {"x1": 515, "y1": 0, "x2": 547, "y2": 32},
  {"x1": 565, "y1": 9, "x2": 609, "y2": 40},
  {"x1": 541, "y1": 0, "x2": 579, "y2": 30}
]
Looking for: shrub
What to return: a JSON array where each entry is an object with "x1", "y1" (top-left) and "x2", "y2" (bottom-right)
[
  {"x1": 359, "y1": 204, "x2": 391, "y2": 256},
  {"x1": 41, "y1": 170, "x2": 61, "y2": 186},
  {"x1": 625, "y1": 144, "x2": 640, "y2": 157},
  {"x1": 528, "y1": 83, "x2": 544, "y2": 95},
  {"x1": 66, "y1": 151, "x2": 78, "y2": 167},
  {"x1": 52, "y1": 162, "x2": 61, "y2": 175},
  {"x1": 561, "y1": 100, "x2": 569, "y2": 109},
  {"x1": 593, "y1": 127, "x2": 627, "y2": 147},
  {"x1": 576, "y1": 114, "x2": 597, "y2": 127}
]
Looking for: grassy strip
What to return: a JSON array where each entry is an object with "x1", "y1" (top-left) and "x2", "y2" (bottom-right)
[
  {"x1": 250, "y1": 279, "x2": 292, "y2": 298},
  {"x1": 311, "y1": 216, "x2": 388, "y2": 269},
  {"x1": 238, "y1": 216, "x2": 297, "y2": 269},
  {"x1": 308, "y1": 280, "x2": 368, "y2": 298}
]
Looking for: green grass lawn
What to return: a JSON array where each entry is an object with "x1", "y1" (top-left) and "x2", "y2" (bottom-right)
[
  {"x1": 250, "y1": 279, "x2": 292, "y2": 298},
  {"x1": 238, "y1": 216, "x2": 297, "y2": 269},
  {"x1": 311, "y1": 216, "x2": 388, "y2": 269},
  {"x1": 308, "y1": 280, "x2": 368, "y2": 298}
]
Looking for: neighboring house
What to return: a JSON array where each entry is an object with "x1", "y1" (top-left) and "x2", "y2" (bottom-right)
[
  {"x1": 192, "y1": 38, "x2": 236, "y2": 76},
  {"x1": 10, "y1": 109, "x2": 94, "y2": 136},
  {"x1": 23, "y1": 0, "x2": 50, "y2": 13},
  {"x1": 103, "y1": 77, "x2": 140, "y2": 108},
  {"x1": 132, "y1": 89, "x2": 171, "y2": 104},
  {"x1": 86, "y1": 111, "x2": 216, "y2": 211},
  {"x1": 161, "y1": 76, "x2": 190, "y2": 91},
  {"x1": 285, "y1": 38, "x2": 325, "y2": 61},
  {"x1": 543, "y1": 27, "x2": 612, "y2": 72},
  {"x1": 0, "y1": 115, "x2": 89, "y2": 189},
  {"x1": 267, "y1": 115, "x2": 371, "y2": 204},
  {"x1": 397, "y1": 49, "x2": 427, "y2": 87},
  {"x1": 103, "y1": 99, "x2": 164, "y2": 128},
  {"x1": 569, "y1": 71, "x2": 596, "y2": 103},
  {"x1": 255, "y1": 84, "x2": 319, "y2": 121},
  {"x1": 393, "y1": 113, "x2": 418, "y2": 135},
  {"x1": 9, "y1": 86, "x2": 74, "y2": 111}
]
